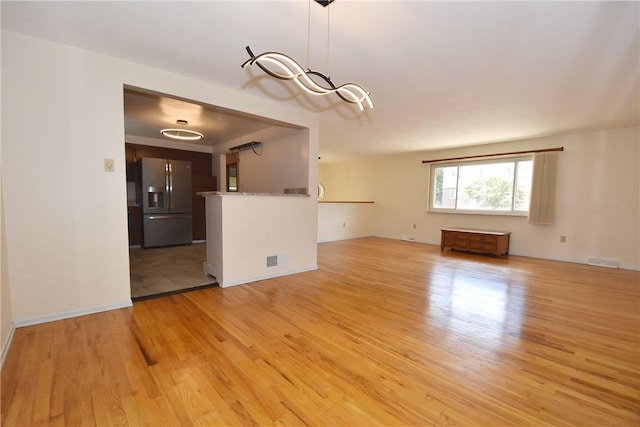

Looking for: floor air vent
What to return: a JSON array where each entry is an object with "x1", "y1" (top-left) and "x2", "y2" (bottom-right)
[{"x1": 266, "y1": 255, "x2": 278, "y2": 268}]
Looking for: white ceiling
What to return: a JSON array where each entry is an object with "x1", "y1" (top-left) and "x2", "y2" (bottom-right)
[{"x1": 2, "y1": 1, "x2": 638, "y2": 161}]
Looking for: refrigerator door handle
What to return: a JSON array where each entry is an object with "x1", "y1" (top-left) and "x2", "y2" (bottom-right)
[
  {"x1": 146, "y1": 214, "x2": 192, "y2": 220},
  {"x1": 165, "y1": 162, "x2": 170, "y2": 211},
  {"x1": 168, "y1": 162, "x2": 174, "y2": 211}
]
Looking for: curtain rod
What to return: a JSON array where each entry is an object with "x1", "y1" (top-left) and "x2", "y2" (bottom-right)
[{"x1": 421, "y1": 147, "x2": 564, "y2": 164}]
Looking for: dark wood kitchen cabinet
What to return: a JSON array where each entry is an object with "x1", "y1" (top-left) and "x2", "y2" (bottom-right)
[
  {"x1": 125, "y1": 145, "x2": 137, "y2": 182},
  {"x1": 127, "y1": 205, "x2": 141, "y2": 246}
]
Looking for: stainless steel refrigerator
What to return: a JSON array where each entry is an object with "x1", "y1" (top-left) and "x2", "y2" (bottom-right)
[{"x1": 140, "y1": 157, "x2": 193, "y2": 248}]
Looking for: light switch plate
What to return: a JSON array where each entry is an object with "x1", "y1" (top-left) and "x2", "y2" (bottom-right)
[{"x1": 104, "y1": 158, "x2": 114, "y2": 172}]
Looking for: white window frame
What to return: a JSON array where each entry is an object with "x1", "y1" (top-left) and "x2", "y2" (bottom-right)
[{"x1": 428, "y1": 155, "x2": 533, "y2": 216}]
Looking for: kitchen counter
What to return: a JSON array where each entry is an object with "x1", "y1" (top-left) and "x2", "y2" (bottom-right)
[
  {"x1": 318, "y1": 200, "x2": 374, "y2": 203},
  {"x1": 198, "y1": 191, "x2": 309, "y2": 197}
]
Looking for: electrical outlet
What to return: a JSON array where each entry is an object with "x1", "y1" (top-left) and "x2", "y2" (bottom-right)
[
  {"x1": 560, "y1": 235, "x2": 567, "y2": 243},
  {"x1": 413, "y1": 223, "x2": 417, "y2": 229},
  {"x1": 104, "y1": 158, "x2": 114, "y2": 172},
  {"x1": 342, "y1": 222, "x2": 346, "y2": 228}
]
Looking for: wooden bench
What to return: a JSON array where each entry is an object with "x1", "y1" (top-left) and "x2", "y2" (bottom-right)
[{"x1": 441, "y1": 228, "x2": 511, "y2": 257}]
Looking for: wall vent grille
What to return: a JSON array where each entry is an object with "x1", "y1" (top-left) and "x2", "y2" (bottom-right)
[{"x1": 266, "y1": 255, "x2": 278, "y2": 268}]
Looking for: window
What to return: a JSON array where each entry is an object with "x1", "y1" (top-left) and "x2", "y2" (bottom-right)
[
  {"x1": 226, "y1": 162, "x2": 238, "y2": 192},
  {"x1": 430, "y1": 156, "x2": 533, "y2": 215}
]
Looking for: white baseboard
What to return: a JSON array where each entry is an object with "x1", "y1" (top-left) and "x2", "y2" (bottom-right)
[
  {"x1": 394, "y1": 238, "x2": 640, "y2": 271},
  {"x1": 203, "y1": 261, "x2": 218, "y2": 279},
  {"x1": 506, "y1": 250, "x2": 584, "y2": 265},
  {"x1": 1, "y1": 322, "x2": 16, "y2": 369},
  {"x1": 13, "y1": 300, "x2": 133, "y2": 328},
  {"x1": 219, "y1": 266, "x2": 318, "y2": 288},
  {"x1": 507, "y1": 251, "x2": 640, "y2": 270}
]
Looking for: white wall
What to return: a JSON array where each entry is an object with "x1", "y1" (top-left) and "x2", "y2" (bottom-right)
[
  {"x1": 318, "y1": 203, "x2": 375, "y2": 243},
  {"x1": 317, "y1": 163, "x2": 377, "y2": 243},
  {"x1": 215, "y1": 127, "x2": 309, "y2": 194},
  {"x1": 204, "y1": 194, "x2": 317, "y2": 287},
  {"x1": 1, "y1": 30, "x2": 318, "y2": 325},
  {"x1": 319, "y1": 162, "x2": 377, "y2": 202},
  {"x1": 2, "y1": 31, "x2": 132, "y2": 325},
  {"x1": 1, "y1": 80, "x2": 15, "y2": 364},
  {"x1": 319, "y1": 127, "x2": 640, "y2": 270},
  {"x1": 1, "y1": 194, "x2": 12, "y2": 366}
]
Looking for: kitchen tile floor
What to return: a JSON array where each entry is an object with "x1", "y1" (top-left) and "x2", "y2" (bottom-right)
[{"x1": 129, "y1": 242, "x2": 216, "y2": 299}]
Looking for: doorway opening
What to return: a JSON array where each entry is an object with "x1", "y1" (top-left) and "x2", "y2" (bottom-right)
[
  {"x1": 123, "y1": 85, "x2": 301, "y2": 299},
  {"x1": 125, "y1": 141, "x2": 217, "y2": 300},
  {"x1": 226, "y1": 158, "x2": 239, "y2": 192}
]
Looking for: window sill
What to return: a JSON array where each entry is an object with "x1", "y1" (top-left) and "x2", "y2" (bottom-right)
[{"x1": 428, "y1": 209, "x2": 528, "y2": 217}]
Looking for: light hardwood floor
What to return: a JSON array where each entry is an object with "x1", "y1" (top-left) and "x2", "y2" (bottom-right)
[{"x1": 2, "y1": 237, "x2": 639, "y2": 425}]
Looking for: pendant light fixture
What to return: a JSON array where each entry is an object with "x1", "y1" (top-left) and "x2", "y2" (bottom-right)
[
  {"x1": 160, "y1": 119, "x2": 204, "y2": 141},
  {"x1": 241, "y1": 0, "x2": 373, "y2": 111}
]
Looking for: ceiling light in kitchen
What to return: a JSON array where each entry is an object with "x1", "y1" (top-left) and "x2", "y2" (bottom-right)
[
  {"x1": 161, "y1": 119, "x2": 203, "y2": 141},
  {"x1": 160, "y1": 129, "x2": 204, "y2": 141}
]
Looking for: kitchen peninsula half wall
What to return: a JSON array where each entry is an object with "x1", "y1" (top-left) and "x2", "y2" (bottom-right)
[{"x1": 200, "y1": 192, "x2": 317, "y2": 287}]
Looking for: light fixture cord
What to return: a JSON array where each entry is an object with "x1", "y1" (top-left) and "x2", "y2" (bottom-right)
[
  {"x1": 326, "y1": 4, "x2": 331, "y2": 78},
  {"x1": 307, "y1": 0, "x2": 311, "y2": 68}
]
